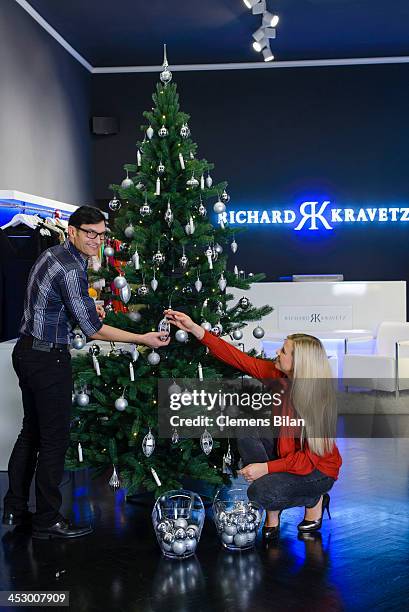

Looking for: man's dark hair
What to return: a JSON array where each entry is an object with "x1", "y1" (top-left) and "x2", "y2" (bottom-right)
[{"x1": 68, "y1": 206, "x2": 106, "y2": 227}]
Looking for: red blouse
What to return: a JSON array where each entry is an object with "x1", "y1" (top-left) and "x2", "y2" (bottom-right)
[{"x1": 200, "y1": 330, "x2": 342, "y2": 480}]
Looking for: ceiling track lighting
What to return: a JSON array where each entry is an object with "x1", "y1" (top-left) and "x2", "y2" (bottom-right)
[{"x1": 245, "y1": 0, "x2": 279, "y2": 60}]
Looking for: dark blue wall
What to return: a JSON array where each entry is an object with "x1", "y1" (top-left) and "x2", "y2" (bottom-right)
[{"x1": 92, "y1": 65, "x2": 409, "y2": 285}]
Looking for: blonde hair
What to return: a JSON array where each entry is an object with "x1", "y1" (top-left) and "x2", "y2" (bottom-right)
[{"x1": 287, "y1": 333, "x2": 337, "y2": 456}]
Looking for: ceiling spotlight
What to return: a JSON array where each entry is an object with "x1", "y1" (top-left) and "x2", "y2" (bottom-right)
[
  {"x1": 263, "y1": 12, "x2": 280, "y2": 27},
  {"x1": 262, "y1": 45, "x2": 275, "y2": 62},
  {"x1": 253, "y1": 38, "x2": 267, "y2": 52},
  {"x1": 252, "y1": 0, "x2": 266, "y2": 14},
  {"x1": 243, "y1": 0, "x2": 262, "y2": 9}
]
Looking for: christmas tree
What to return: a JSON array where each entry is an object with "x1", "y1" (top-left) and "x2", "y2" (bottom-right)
[{"x1": 66, "y1": 47, "x2": 273, "y2": 496}]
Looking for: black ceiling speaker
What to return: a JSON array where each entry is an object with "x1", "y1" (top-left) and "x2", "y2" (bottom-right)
[{"x1": 91, "y1": 116, "x2": 119, "y2": 135}]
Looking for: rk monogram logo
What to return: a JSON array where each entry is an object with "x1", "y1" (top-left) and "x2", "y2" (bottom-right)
[{"x1": 310, "y1": 313, "x2": 321, "y2": 323}]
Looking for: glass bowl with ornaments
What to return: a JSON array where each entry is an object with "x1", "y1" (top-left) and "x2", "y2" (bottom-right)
[
  {"x1": 213, "y1": 484, "x2": 263, "y2": 551},
  {"x1": 152, "y1": 490, "x2": 205, "y2": 559}
]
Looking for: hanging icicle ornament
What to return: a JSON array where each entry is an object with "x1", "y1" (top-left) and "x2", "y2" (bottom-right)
[
  {"x1": 186, "y1": 174, "x2": 199, "y2": 188},
  {"x1": 121, "y1": 170, "x2": 134, "y2": 189},
  {"x1": 158, "y1": 125, "x2": 168, "y2": 138},
  {"x1": 179, "y1": 153, "x2": 185, "y2": 169},
  {"x1": 179, "y1": 247, "x2": 189, "y2": 269},
  {"x1": 146, "y1": 125, "x2": 154, "y2": 140},
  {"x1": 132, "y1": 248, "x2": 140, "y2": 270},
  {"x1": 142, "y1": 429, "x2": 156, "y2": 456},
  {"x1": 195, "y1": 272, "x2": 202, "y2": 293},
  {"x1": 109, "y1": 465, "x2": 121, "y2": 490},
  {"x1": 221, "y1": 189, "x2": 230, "y2": 204},
  {"x1": 114, "y1": 275, "x2": 127, "y2": 289},
  {"x1": 147, "y1": 350, "x2": 161, "y2": 366},
  {"x1": 137, "y1": 149, "x2": 142, "y2": 166},
  {"x1": 124, "y1": 224, "x2": 135, "y2": 239},
  {"x1": 200, "y1": 429, "x2": 213, "y2": 455},
  {"x1": 218, "y1": 273, "x2": 227, "y2": 292},
  {"x1": 205, "y1": 246, "x2": 213, "y2": 270},
  {"x1": 108, "y1": 196, "x2": 121, "y2": 212},
  {"x1": 158, "y1": 317, "x2": 171, "y2": 341},
  {"x1": 205, "y1": 173, "x2": 213, "y2": 188},
  {"x1": 120, "y1": 283, "x2": 131, "y2": 304},
  {"x1": 160, "y1": 43, "x2": 173, "y2": 85},
  {"x1": 231, "y1": 238, "x2": 238, "y2": 254},
  {"x1": 157, "y1": 160, "x2": 165, "y2": 175},
  {"x1": 151, "y1": 270, "x2": 158, "y2": 292},
  {"x1": 164, "y1": 200, "x2": 173, "y2": 226},
  {"x1": 180, "y1": 123, "x2": 191, "y2": 138},
  {"x1": 213, "y1": 197, "x2": 226, "y2": 214}
]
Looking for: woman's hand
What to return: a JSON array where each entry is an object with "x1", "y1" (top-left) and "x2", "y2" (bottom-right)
[
  {"x1": 164, "y1": 309, "x2": 204, "y2": 340},
  {"x1": 238, "y1": 463, "x2": 268, "y2": 483},
  {"x1": 96, "y1": 304, "x2": 106, "y2": 321},
  {"x1": 140, "y1": 331, "x2": 170, "y2": 348}
]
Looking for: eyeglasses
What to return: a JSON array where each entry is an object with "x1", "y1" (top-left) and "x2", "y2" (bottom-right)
[{"x1": 76, "y1": 227, "x2": 107, "y2": 240}]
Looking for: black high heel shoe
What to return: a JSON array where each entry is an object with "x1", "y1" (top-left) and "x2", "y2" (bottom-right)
[
  {"x1": 262, "y1": 510, "x2": 282, "y2": 541},
  {"x1": 297, "y1": 493, "x2": 331, "y2": 533}
]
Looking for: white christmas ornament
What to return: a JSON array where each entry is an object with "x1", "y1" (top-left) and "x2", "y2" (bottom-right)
[
  {"x1": 142, "y1": 429, "x2": 156, "y2": 456},
  {"x1": 180, "y1": 123, "x2": 190, "y2": 138},
  {"x1": 109, "y1": 466, "x2": 121, "y2": 489},
  {"x1": 213, "y1": 199, "x2": 226, "y2": 214},
  {"x1": 147, "y1": 350, "x2": 160, "y2": 366},
  {"x1": 120, "y1": 284, "x2": 131, "y2": 304},
  {"x1": 195, "y1": 276, "x2": 202, "y2": 292},
  {"x1": 104, "y1": 245, "x2": 114, "y2": 258},
  {"x1": 205, "y1": 173, "x2": 213, "y2": 188},
  {"x1": 76, "y1": 392, "x2": 89, "y2": 407},
  {"x1": 179, "y1": 153, "x2": 185, "y2": 169},
  {"x1": 175, "y1": 329, "x2": 188, "y2": 343},
  {"x1": 205, "y1": 247, "x2": 213, "y2": 270},
  {"x1": 151, "y1": 272, "x2": 158, "y2": 292},
  {"x1": 231, "y1": 239, "x2": 238, "y2": 254},
  {"x1": 137, "y1": 149, "x2": 142, "y2": 166},
  {"x1": 160, "y1": 44, "x2": 173, "y2": 84},
  {"x1": 121, "y1": 171, "x2": 134, "y2": 190},
  {"x1": 200, "y1": 429, "x2": 213, "y2": 455},
  {"x1": 158, "y1": 317, "x2": 170, "y2": 341},
  {"x1": 114, "y1": 275, "x2": 127, "y2": 289},
  {"x1": 124, "y1": 224, "x2": 135, "y2": 239},
  {"x1": 115, "y1": 396, "x2": 128, "y2": 412},
  {"x1": 158, "y1": 125, "x2": 168, "y2": 138},
  {"x1": 200, "y1": 175, "x2": 205, "y2": 190},
  {"x1": 132, "y1": 249, "x2": 140, "y2": 270},
  {"x1": 72, "y1": 334, "x2": 86, "y2": 350},
  {"x1": 108, "y1": 197, "x2": 121, "y2": 212},
  {"x1": 146, "y1": 125, "x2": 154, "y2": 140},
  {"x1": 218, "y1": 273, "x2": 227, "y2": 292}
]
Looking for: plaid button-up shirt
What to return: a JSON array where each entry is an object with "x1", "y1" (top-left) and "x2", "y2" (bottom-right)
[{"x1": 19, "y1": 239, "x2": 103, "y2": 344}]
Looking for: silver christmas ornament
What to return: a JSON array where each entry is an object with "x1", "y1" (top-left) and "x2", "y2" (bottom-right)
[
  {"x1": 218, "y1": 274, "x2": 227, "y2": 292},
  {"x1": 175, "y1": 329, "x2": 188, "y2": 343},
  {"x1": 109, "y1": 465, "x2": 121, "y2": 490},
  {"x1": 186, "y1": 174, "x2": 199, "y2": 188},
  {"x1": 195, "y1": 278, "x2": 202, "y2": 293},
  {"x1": 160, "y1": 44, "x2": 173, "y2": 84},
  {"x1": 115, "y1": 396, "x2": 128, "y2": 412},
  {"x1": 128, "y1": 311, "x2": 141, "y2": 322},
  {"x1": 179, "y1": 248, "x2": 188, "y2": 269},
  {"x1": 172, "y1": 540, "x2": 187, "y2": 556},
  {"x1": 136, "y1": 181, "x2": 145, "y2": 190},
  {"x1": 221, "y1": 189, "x2": 230, "y2": 204},
  {"x1": 157, "y1": 161, "x2": 165, "y2": 175},
  {"x1": 120, "y1": 283, "x2": 131, "y2": 304},
  {"x1": 140, "y1": 203, "x2": 152, "y2": 217},
  {"x1": 211, "y1": 323, "x2": 223, "y2": 336},
  {"x1": 108, "y1": 197, "x2": 121, "y2": 212},
  {"x1": 169, "y1": 381, "x2": 182, "y2": 395},
  {"x1": 124, "y1": 224, "x2": 135, "y2": 239},
  {"x1": 158, "y1": 317, "x2": 170, "y2": 341},
  {"x1": 153, "y1": 250, "x2": 165, "y2": 265},
  {"x1": 239, "y1": 296, "x2": 250, "y2": 310},
  {"x1": 175, "y1": 518, "x2": 188, "y2": 530},
  {"x1": 104, "y1": 245, "x2": 114, "y2": 257},
  {"x1": 121, "y1": 171, "x2": 134, "y2": 189},
  {"x1": 253, "y1": 326, "x2": 265, "y2": 339},
  {"x1": 214, "y1": 243, "x2": 223, "y2": 254},
  {"x1": 147, "y1": 350, "x2": 160, "y2": 366},
  {"x1": 76, "y1": 392, "x2": 89, "y2": 407},
  {"x1": 172, "y1": 428, "x2": 179, "y2": 444},
  {"x1": 158, "y1": 125, "x2": 168, "y2": 138},
  {"x1": 200, "y1": 429, "x2": 213, "y2": 455},
  {"x1": 89, "y1": 343, "x2": 100, "y2": 357},
  {"x1": 232, "y1": 329, "x2": 243, "y2": 341},
  {"x1": 201, "y1": 321, "x2": 212, "y2": 331},
  {"x1": 114, "y1": 275, "x2": 127, "y2": 289},
  {"x1": 146, "y1": 125, "x2": 154, "y2": 140},
  {"x1": 72, "y1": 334, "x2": 86, "y2": 350},
  {"x1": 231, "y1": 239, "x2": 238, "y2": 254},
  {"x1": 213, "y1": 200, "x2": 226, "y2": 214},
  {"x1": 151, "y1": 274, "x2": 158, "y2": 292},
  {"x1": 180, "y1": 123, "x2": 191, "y2": 138},
  {"x1": 205, "y1": 173, "x2": 213, "y2": 188},
  {"x1": 175, "y1": 527, "x2": 187, "y2": 540},
  {"x1": 198, "y1": 202, "x2": 207, "y2": 217},
  {"x1": 137, "y1": 284, "x2": 149, "y2": 296},
  {"x1": 142, "y1": 429, "x2": 156, "y2": 456},
  {"x1": 164, "y1": 201, "x2": 173, "y2": 226}
]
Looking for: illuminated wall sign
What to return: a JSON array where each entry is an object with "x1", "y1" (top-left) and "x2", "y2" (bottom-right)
[{"x1": 218, "y1": 201, "x2": 409, "y2": 231}]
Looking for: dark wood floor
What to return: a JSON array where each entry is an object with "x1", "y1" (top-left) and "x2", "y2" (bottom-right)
[{"x1": 1, "y1": 438, "x2": 409, "y2": 612}]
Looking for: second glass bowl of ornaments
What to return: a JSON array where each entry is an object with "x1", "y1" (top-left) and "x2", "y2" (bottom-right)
[
  {"x1": 152, "y1": 489, "x2": 205, "y2": 559},
  {"x1": 213, "y1": 484, "x2": 263, "y2": 552}
]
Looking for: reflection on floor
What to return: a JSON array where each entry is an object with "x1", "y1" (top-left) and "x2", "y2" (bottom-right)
[{"x1": 1, "y1": 439, "x2": 409, "y2": 612}]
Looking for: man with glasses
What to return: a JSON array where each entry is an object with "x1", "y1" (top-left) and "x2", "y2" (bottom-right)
[{"x1": 2, "y1": 206, "x2": 170, "y2": 540}]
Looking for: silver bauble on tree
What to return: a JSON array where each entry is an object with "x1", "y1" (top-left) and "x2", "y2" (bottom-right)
[
  {"x1": 239, "y1": 296, "x2": 250, "y2": 310},
  {"x1": 186, "y1": 174, "x2": 199, "y2": 188},
  {"x1": 231, "y1": 239, "x2": 238, "y2": 254},
  {"x1": 232, "y1": 329, "x2": 243, "y2": 341},
  {"x1": 214, "y1": 243, "x2": 223, "y2": 254},
  {"x1": 114, "y1": 275, "x2": 127, "y2": 289},
  {"x1": 179, "y1": 247, "x2": 189, "y2": 269},
  {"x1": 211, "y1": 323, "x2": 223, "y2": 336},
  {"x1": 218, "y1": 273, "x2": 227, "y2": 292},
  {"x1": 147, "y1": 350, "x2": 161, "y2": 366},
  {"x1": 213, "y1": 199, "x2": 226, "y2": 214},
  {"x1": 72, "y1": 334, "x2": 86, "y2": 350},
  {"x1": 140, "y1": 202, "x2": 152, "y2": 217},
  {"x1": 205, "y1": 173, "x2": 213, "y2": 188},
  {"x1": 115, "y1": 396, "x2": 128, "y2": 412},
  {"x1": 124, "y1": 224, "x2": 135, "y2": 239},
  {"x1": 137, "y1": 283, "x2": 149, "y2": 296},
  {"x1": 108, "y1": 196, "x2": 121, "y2": 211},
  {"x1": 253, "y1": 326, "x2": 265, "y2": 339},
  {"x1": 128, "y1": 311, "x2": 142, "y2": 322},
  {"x1": 158, "y1": 125, "x2": 168, "y2": 138},
  {"x1": 198, "y1": 202, "x2": 207, "y2": 217},
  {"x1": 153, "y1": 249, "x2": 165, "y2": 265},
  {"x1": 76, "y1": 392, "x2": 89, "y2": 407},
  {"x1": 175, "y1": 329, "x2": 189, "y2": 343},
  {"x1": 104, "y1": 245, "x2": 114, "y2": 257},
  {"x1": 120, "y1": 284, "x2": 131, "y2": 304},
  {"x1": 142, "y1": 429, "x2": 156, "y2": 456},
  {"x1": 151, "y1": 273, "x2": 158, "y2": 292},
  {"x1": 195, "y1": 277, "x2": 202, "y2": 292},
  {"x1": 121, "y1": 171, "x2": 134, "y2": 189},
  {"x1": 201, "y1": 321, "x2": 212, "y2": 331}
]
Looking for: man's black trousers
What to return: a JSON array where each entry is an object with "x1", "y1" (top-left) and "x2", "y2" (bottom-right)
[{"x1": 4, "y1": 340, "x2": 72, "y2": 527}]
